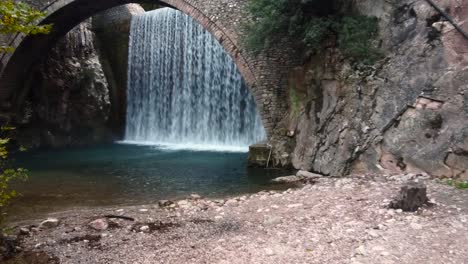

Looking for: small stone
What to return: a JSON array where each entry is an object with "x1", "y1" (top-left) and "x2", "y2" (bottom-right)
[
  {"x1": 225, "y1": 199, "x2": 238, "y2": 206},
  {"x1": 39, "y1": 218, "x2": 60, "y2": 229},
  {"x1": 410, "y1": 223, "x2": 422, "y2": 230},
  {"x1": 19, "y1": 227, "x2": 30, "y2": 235},
  {"x1": 367, "y1": 230, "x2": 379, "y2": 238},
  {"x1": 265, "y1": 248, "x2": 275, "y2": 256},
  {"x1": 158, "y1": 200, "x2": 174, "y2": 207},
  {"x1": 177, "y1": 200, "x2": 190, "y2": 206},
  {"x1": 198, "y1": 203, "x2": 209, "y2": 211},
  {"x1": 88, "y1": 218, "x2": 109, "y2": 231},
  {"x1": 372, "y1": 245, "x2": 385, "y2": 252},
  {"x1": 140, "y1": 225, "x2": 150, "y2": 233},
  {"x1": 190, "y1": 194, "x2": 202, "y2": 200},
  {"x1": 355, "y1": 245, "x2": 366, "y2": 256},
  {"x1": 139, "y1": 208, "x2": 148, "y2": 213},
  {"x1": 34, "y1": 243, "x2": 43, "y2": 249},
  {"x1": 264, "y1": 216, "x2": 282, "y2": 226},
  {"x1": 287, "y1": 203, "x2": 303, "y2": 208}
]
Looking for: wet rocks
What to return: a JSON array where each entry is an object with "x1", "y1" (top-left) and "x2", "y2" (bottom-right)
[
  {"x1": 39, "y1": 218, "x2": 60, "y2": 229},
  {"x1": 88, "y1": 218, "x2": 109, "y2": 231},
  {"x1": 389, "y1": 181, "x2": 429, "y2": 212}
]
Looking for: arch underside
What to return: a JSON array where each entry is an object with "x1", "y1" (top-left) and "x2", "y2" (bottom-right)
[{"x1": 0, "y1": 0, "x2": 270, "y2": 136}]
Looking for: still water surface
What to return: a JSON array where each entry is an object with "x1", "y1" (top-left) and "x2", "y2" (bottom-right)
[{"x1": 10, "y1": 143, "x2": 286, "y2": 221}]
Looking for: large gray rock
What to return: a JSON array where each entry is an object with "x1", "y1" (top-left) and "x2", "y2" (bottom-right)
[{"x1": 269, "y1": 0, "x2": 468, "y2": 179}]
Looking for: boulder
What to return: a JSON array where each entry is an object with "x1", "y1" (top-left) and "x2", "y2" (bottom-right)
[{"x1": 389, "y1": 181, "x2": 429, "y2": 212}]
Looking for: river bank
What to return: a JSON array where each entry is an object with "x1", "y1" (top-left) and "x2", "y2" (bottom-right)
[{"x1": 4, "y1": 174, "x2": 468, "y2": 264}]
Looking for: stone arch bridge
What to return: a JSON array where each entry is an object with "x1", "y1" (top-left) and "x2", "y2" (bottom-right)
[{"x1": 0, "y1": 0, "x2": 295, "y2": 137}]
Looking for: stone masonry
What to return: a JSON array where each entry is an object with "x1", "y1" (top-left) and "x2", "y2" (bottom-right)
[{"x1": 0, "y1": 0, "x2": 298, "y2": 138}]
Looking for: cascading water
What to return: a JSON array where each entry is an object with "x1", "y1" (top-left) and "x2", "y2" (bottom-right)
[{"x1": 124, "y1": 8, "x2": 266, "y2": 151}]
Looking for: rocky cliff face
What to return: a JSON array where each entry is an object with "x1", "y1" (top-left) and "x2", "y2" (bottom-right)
[
  {"x1": 93, "y1": 4, "x2": 145, "y2": 137},
  {"x1": 18, "y1": 20, "x2": 111, "y2": 148},
  {"x1": 16, "y1": 4, "x2": 144, "y2": 148},
  {"x1": 269, "y1": 0, "x2": 468, "y2": 179}
]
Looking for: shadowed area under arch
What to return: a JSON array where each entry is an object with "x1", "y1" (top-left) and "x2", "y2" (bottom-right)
[{"x1": 0, "y1": 0, "x2": 274, "y2": 135}]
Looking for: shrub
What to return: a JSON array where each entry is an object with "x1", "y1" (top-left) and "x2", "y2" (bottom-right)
[
  {"x1": 243, "y1": 0, "x2": 382, "y2": 64},
  {"x1": 334, "y1": 15, "x2": 382, "y2": 64},
  {"x1": 0, "y1": 127, "x2": 28, "y2": 224}
]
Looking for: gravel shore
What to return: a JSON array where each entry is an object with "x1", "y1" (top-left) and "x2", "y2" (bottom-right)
[{"x1": 6, "y1": 174, "x2": 468, "y2": 264}]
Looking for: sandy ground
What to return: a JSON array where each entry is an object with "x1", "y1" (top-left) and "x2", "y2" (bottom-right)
[{"x1": 7, "y1": 174, "x2": 468, "y2": 264}]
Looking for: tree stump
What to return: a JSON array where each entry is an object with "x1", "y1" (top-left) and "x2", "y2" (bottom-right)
[{"x1": 389, "y1": 181, "x2": 429, "y2": 212}]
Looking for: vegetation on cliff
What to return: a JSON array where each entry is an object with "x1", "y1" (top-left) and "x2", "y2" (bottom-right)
[{"x1": 243, "y1": 0, "x2": 382, "y2": 64}]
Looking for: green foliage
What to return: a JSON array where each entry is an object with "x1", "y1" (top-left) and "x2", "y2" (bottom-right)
[
  {"x1": 0, "y1": 127, "x2": 28, "y2": 224},
  {"x1": 335, "y1": 15, "x2": 382, "y2": 64},
  {"x1": 243, "y1": 0, "x2": 382, "y2": 64},
  {"x1": 302, "y1": 17, "x2": 332, "y2": 53},
  {"x1": 243, "y1": 0, "x2": 313, "y2": 52},
  {"x1": 0, "y1": 0, "x2": 52, "y2": 53},
  {"x1": 446, "y1": 179, "x2": 468, "y2": 190}
]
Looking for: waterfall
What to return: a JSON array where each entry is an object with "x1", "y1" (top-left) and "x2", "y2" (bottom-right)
[{"x1": 124, "y1": 8, "x2": 266, "y2": 151}]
